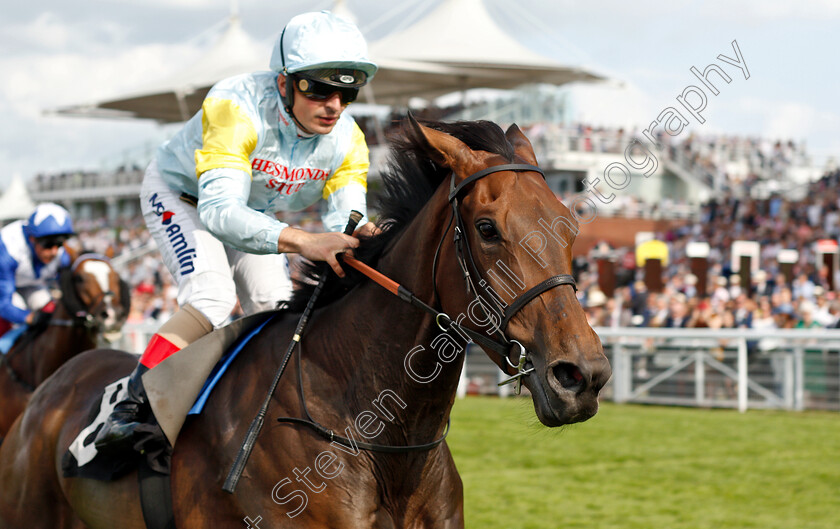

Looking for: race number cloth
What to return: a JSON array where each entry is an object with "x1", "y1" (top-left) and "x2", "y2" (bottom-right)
[
  {"x1": 62, "y1": 311, "x2": 281, "y2": 481},
  {"x1": 67, "y1": 376, "x2": 130, "y2": 467},
  {"x1": 0, "y1": 325, "x2": 27, "y2": 354}
]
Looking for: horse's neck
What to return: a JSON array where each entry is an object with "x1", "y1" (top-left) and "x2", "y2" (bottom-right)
[
  {"x1": 307, "y1": 190, "x2": 467, "y2": 444},
  {"x1": 28, "y1": 306, "x2": 94, "y2": 385}
]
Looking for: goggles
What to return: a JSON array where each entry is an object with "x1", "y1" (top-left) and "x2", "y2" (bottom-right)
[
  {"x1": 35, "y1": 234, "x2": 69, "y2": 249},
  {"x1": 292, "y1": 69, "x2": 366, "y2": 105}
]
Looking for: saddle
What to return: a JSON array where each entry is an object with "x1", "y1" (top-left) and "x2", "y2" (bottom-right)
[{"x1": 62, "y1": 310, "x2": 281, "y2": 481}]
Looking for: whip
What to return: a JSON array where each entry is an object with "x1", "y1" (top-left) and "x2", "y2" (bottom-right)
[{"x1": 223, "y1": 210, "x2": 364, "y2": 494}]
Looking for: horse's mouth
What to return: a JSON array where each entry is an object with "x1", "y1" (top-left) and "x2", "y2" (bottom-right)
[{"x1": 523, "y1": 364, "x2": 602, "y2": 427}]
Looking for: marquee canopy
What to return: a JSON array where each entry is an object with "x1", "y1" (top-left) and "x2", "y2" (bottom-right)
[{"x1": 52, "y1": 0, "x2": 606, "y2": 123}]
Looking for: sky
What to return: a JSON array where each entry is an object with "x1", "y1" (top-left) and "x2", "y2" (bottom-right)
[{"x1": 1, "y1": 0, "x2": 838, "y2": 191}]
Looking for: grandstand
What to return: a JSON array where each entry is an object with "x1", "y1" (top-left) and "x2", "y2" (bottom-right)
[{"x1": 7, "y1": 0, "x2": 835, "y2": 413}]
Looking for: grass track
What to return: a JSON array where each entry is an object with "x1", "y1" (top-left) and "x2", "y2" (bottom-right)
[{"x1": 447, "y1": 397, "x2": 839, "y2": 529}]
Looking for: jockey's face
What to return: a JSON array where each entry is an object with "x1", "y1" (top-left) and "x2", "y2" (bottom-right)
[
  {"x1": 31, "y1": 236, "x2": 62, "y2": 264},
  {"x1": 278, "y1": 75, "x2": 346, "y2": 135}
]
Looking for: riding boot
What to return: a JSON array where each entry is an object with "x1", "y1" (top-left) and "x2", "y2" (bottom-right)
[
  {"x1": 92, "y1": 363, "x2": 150, "y2": 452},
  {"x1": 94, "y1": 333, "x2": 181, "y2": 453}
]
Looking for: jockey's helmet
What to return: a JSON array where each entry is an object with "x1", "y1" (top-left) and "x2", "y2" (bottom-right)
[
  {"x1": 24, "y1": 203, "x2": 74, "y2": 240},
  {"x1": 271, "y1": 11, "x2": 377, "y2": 114}
]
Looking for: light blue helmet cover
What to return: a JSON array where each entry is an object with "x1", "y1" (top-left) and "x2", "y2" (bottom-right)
[{"x1": 270, "y1": 10, "x2": 378, "y2": 81}]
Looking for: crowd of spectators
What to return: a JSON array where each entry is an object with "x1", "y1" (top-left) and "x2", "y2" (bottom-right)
[
  {"x1": 19, "y1": 117, "x2": 829, "y2": 340},
  {"x1": 659, "y1": 131, "x2": 811, "y2": 195},
  {"x1": 579, "y1": 168, "x2": 840, "y2": 336},
  {"x1": 75, "y1": 165, "x2": 840, "y2": 339}
]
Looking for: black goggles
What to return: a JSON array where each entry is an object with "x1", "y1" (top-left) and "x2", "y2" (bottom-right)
[
  {"x1": 35, "y1": 235, "x2": 69, "y2": 249},
  {"x1": 293, "y1": 76, "x2": 360, "y2": 105}
]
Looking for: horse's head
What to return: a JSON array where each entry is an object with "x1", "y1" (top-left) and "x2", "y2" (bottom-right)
[
  {"x1": 60, "y1": 252, "x2": 130, "y2": 339},
  {"x1": 410, "y1": 118, "x2": 611, "y2": 427}
]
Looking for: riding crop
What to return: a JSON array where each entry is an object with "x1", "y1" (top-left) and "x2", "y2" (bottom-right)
[{"x1": 223, "y1": 210, "x2": 364, "y2": 494}]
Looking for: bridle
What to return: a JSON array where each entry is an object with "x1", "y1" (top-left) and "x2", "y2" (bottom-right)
[
  {"x1": 343, "y1": 162, "x2": 577, "y2": 393},
  {"x1": 55, "y1": 253, "x2": 129, "y2": 330},
  {"x1": 267, "y1": 162, "x2": 578, "y2": 459},
  {"x1": 1, "y1": 253, "x2": 123, "y2": 390}
]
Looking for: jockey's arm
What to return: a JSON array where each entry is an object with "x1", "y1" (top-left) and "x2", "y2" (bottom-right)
[
  {"x1": 0, "y1": 250, "x2": 28, "y2": 324},
  {"x1": 196, "y1": 168, "x2": 357, "y2": 277}
]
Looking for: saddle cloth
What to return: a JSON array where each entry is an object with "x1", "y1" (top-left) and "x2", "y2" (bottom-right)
[
  {"x1": 0, "y1": 325, "x2": 29, "y2": 354},
  {"x1": 62, "y1": 311, "x2": 278, "y2": 481}
]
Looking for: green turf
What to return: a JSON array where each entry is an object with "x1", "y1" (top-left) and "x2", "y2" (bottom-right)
[{"x1": 447, "y1": 397, "x2": 839, "y2": 529}]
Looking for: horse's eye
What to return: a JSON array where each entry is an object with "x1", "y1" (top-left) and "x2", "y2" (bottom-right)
[{"x1": 476, "y1": 220, "x2": 499, "y2": 241}]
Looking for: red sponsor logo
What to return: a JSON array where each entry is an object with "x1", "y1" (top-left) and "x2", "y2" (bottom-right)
[{"x1": 252, "y1": 159, "x2": 331, "y2": 195}]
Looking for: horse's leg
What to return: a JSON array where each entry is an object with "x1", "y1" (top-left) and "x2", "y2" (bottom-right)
[{"x1": 415, "y1": 448, "x2": 464, "y2": 529}]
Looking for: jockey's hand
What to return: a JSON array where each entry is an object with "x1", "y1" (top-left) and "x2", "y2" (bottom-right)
[
  {"x1": 279, "y1": 228, "x2": 359, "y2": 277},
  {"x1": 26, "y1": 301, "x2": 56, "y2": 327},
  {"x1": 354, "y1": 221, "x2": 381, "y2": 238}
]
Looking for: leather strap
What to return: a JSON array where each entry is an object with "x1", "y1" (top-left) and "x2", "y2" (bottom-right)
[
  {"x1": 448, "y1": 163, "x2": 544, "y2": 201},
  {"x1": 276, "y1": 416, "x2": 450, "y2": 453},
  {"x1": 138, "y1": 460, "x2": 176, "y2": 529},
  {"x1": 501, "y1": 274, "x2": 577, "y2": 330}
]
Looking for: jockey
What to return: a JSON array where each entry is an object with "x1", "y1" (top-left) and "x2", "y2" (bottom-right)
[
  {"x1": 95, "y1": 11, "x2": 378, "y2": 452},
  {"x1": 0, "y1": 203, "x2": 74, "y2": 337}
]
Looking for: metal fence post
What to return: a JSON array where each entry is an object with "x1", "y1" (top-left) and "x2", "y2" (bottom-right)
[
  {"x1": 694, "y1": 350, "x2": 705, "y2": 405},
  {"x1": 612, "y1": 343, "x2": 628, "y2": 403},
  {"x1": 738, "y1": 337, "x2": 748, "y2": 413},
  {"x1": 783, "y1": 352, "x2": 794, "y2": 410},
  {"x1": 794, "y1": 346, "x2": 805, "y2": 411}
]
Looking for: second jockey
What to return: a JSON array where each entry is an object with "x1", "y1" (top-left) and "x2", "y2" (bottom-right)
[{"x1": 0, "y1": 203, "x2": 74, "y2": 338}]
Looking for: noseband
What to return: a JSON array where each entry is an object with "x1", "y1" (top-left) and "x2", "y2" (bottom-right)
[
  {"x1": 276, "y1": 162, "x2": 578, "y2": 457},
  {"x1": 55, "y1": 253, "x2": 126, "y2": 330},
  {"x1": 344, "y1": 163, "x2": 577, "y2": 393},
  {"x1": 439, "y1": 163, "x2": 577, "y2": 389}
]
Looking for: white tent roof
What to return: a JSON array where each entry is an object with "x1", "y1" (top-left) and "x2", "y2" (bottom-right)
[
  {"x1": 0, "y1": 175, "x2": 36, "y2": 222},
  {"x1": 54, "y1": 15, "x2": 268, "y2": 123},
  {"x1": 52, "y1": 0, "x2": 606, "y2": 122},
  {"x1": 372, "y1": 0, "x2": 583, "y2": 69}
]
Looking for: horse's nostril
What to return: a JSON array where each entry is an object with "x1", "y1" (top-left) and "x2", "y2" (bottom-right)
[{"x1": 553, "y1": 362, "x2": 585, "y2": 392}]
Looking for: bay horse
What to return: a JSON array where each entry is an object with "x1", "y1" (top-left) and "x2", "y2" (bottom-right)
[
  {"x1": 0, "y1": 248, "x2": 129, "y2": 437},
  {"x1": 0, "y1": 118, "x2": 610, "y2": 528}
]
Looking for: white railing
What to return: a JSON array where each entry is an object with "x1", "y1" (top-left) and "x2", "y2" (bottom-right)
[
  {"x1": 595, "y1": 327, "x2": 840, "y2": 412},
  {"x1": 114, "y1": 323, "x2": 840, "y2": 413}
]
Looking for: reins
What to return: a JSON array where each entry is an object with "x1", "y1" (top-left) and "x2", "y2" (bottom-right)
[
  {"x1": 1, "y1": 253, "x2": 121, "y2": 390},
  {"x1": 344, "y1": 162, "x2": 577, "y2": 392},
  {"x1": 341, "y1": 255, "x2": 515, "y2": 359},
  {"x1": 276, "y1": 341, "x2": 450, "y2": 453},
  {"x1": 59, "y1": 253, "x2": 125, "y2": 330},
  {"x1": 225, "y1": 160, "x2": 579, "y2": 492}
]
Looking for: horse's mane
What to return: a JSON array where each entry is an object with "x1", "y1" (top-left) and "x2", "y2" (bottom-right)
[{"x1": 287, "y1": 119, "x2": 516, "y2": 311}]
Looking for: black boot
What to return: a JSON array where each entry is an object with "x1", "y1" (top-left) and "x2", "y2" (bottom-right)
[{"x1": 94, "y1": 364, "x2": 150, "y2": 453}]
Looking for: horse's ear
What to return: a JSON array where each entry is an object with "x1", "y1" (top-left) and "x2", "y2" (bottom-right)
[
  {"x1": 63, "y1": 241, "x2": 79, "y2": 263},
  {"x1": 505, "y1": 123, "x2": 538, "y2": 166},
  {"x1": 406, "y1": 113, "x2": 481, "y2": 177},
  {"x1": 104, "y1": 245, "x2": 115, "y2": 259}
]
